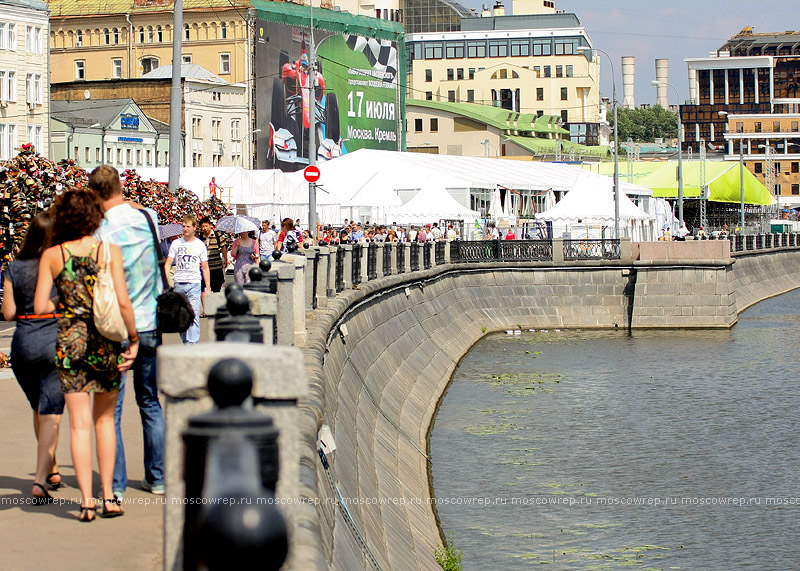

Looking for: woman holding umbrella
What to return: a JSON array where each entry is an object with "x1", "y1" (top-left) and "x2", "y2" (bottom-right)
[{"x1": 231, "y1": 231, "x2": 258, "y2": 285}]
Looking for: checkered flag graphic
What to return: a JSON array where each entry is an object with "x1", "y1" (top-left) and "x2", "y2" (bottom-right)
[{"x1": 345, "y1": 35, "x2": 397, "y2": 82}]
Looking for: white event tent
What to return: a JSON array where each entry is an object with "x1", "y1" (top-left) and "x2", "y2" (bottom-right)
[
  {"x1": 388, "y1": 185, "x2": 481, "y2": 224},
  {"x1": 284, "y1": 149, "x2": 653, "y2": 227},
  {"x1": 536, "y1": 171, "x2": 655, "y2": 240}
]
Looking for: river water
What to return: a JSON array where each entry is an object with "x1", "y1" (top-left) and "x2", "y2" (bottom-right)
[{"x1": 430, "y1": 289, "x2": 800, "y2": 570}]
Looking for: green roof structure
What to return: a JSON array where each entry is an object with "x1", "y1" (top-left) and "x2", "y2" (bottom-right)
[
  {"x1": 408, "y1": 99, "x2": 609, "y2": 158},
  {"x1": 583, "y1": 160, "x2": 775, "y2": 205}
]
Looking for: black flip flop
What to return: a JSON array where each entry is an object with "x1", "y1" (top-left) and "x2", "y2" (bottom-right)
[
  {"x1": 46, "y1": 472, "x2": 62, "y2": 490},
  {"x1": 32, "y1": 482, "x2": 54, "y2": 505}
]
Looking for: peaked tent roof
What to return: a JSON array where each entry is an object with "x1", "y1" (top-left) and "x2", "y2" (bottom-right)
[
  {"x1": 388, "y1": 185, "x2": 481, "y2": 223},
  {"x1": 583, "y1": 160, "x2": 775, "y2": 205},
  {"x1": 536, "y1": 171, "x2": 653, "y2": 223}
]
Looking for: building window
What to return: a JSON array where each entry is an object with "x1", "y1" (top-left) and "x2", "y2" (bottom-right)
[
  {"x1": 117, "y1": 148, "x2": 122, "y2": 163},
  {"x1": 138, "y1": 27, "x2": 145, "y2": 43},
  {"x1": 182, "y1": 55, "x2": 192, "y2": 64},
  {"x1": 212, "y1": 119, "x2": 222, "y2": 140},
  {"x1": 146, "y1": 149, "x2": 152, "y2": 165},
  {"x1": 220, "y1": 54, "x2": 230, "y2": 74},
  {"x1": 755, "y1": 162, "x2": 762, "y2": 173},
  {"x1": 457, "y1": 68, "x2": 464, "y2": 80},
  {"x1": 467, "y1": 40, "x2": 486, "y2": 58},
  {"x1": 212, "y1": 91, "x2": 221, "y2": 101},
  {"x1": 424, "y1": 42, "x2": 443, "y2": 59},
  {"x1": 141, "y1": 57, "x2": 159, "y2": 74},
  {"x1": 104, "y1": 28, "x2": 110, "y2": 45},
  {"x1": 544, "y1": 66, "x2": 551, "y2": 78},
  {"x1": 556, "y1": 65, "x2": 563, "y2": 78},
  {"x1": 184, "y1": 23, "x2": 190, "y2": 41},
  {"x1": 792, "y1": 121, "x2": 799, "y2": 133},
  {"x1": 112, "y1": 59, "x2": 123, "y2": 79},
  {"x1": 792, "y1": 162, "x2": 799, "y2": 174},
  {"x1": 755, "y1": 122, "x2": 762, "y2": 133},
  {"x1": 447, "y1": 68, "x2": 454, "y2": 81},
  {"x1": 137, "y1": 149, "x2": 143, "y2": 165},
  {"x1": 566, "y1": 65, "x2": 573, "y2": 78},
  {"x1": 561, "y1": 87, "x2": 568, "y2": 100},
  {"x1": 231, "y1": 119, "x2": 240, "y2": 140},
  {"x1": 157, "y1": 26, "x2": 163, "y2": 42},
  {"x1": 76, "y1": 29, "x2": 83, "y2": 47},
  {"x1": 221, "y1": 22, "x2": 227, "y2": 39},
  {"x1": 469, "y1": 68, "x2": 475, "y2": 80},
  {"x1": 96, "y1": 148, "x2": 101, "y2": 162},
  {"x1": 192, "y1": 152, "x2": 202, "y2": 167},
  {"x1": 793, "y1": 184, "x2": 799, "y2": 195},
  {"x1": 773, "y1": 121, "x2": 781, "y2": 133},
  {"x1": 561, "y1": 110, "x2": 568, "y2": 122},
  {"x1": 532, "y1": 39, "x2": 551, "y2": 56},
  {"x1": 425, "y1": 91, "x2": 432, "y2": 101},
  {"x1": 448, "y1": 90, "x2": 456, "y2": 102},
  {"x1": 488, "y1": 40, "x2": 508, "y2": 58},
  {"x1": 425, "y1": 69, "x2": 432, "y2": 82},
  {"x1": 75, "y1": 61, "x2": 85, "y2": 80},
  {"x1": 430, "y1": 118, "x2": 438, "y2": 132},
  {"x1": 445, "y1": 42, "x2": 464, "y2": 58},
  {"x1": 148, "y1": 26, "x2": 154, "y2": 43},
  {"x1": 510, "y1": 39, "x2": 529, "y2": 57},
  {"x1": 192, "y1": 117, "x2": 202, "y2": 138},
  {"x1": 113, "y1": 28, "x2": 119, "y2": 44},
  {"x1": 537, "y1": 87, "x2": 544, "y2": 101},
  {"x1": 467, "y1": 89, "x2": 474, "y2": 103},
  {"x1": 414, "y1": 118, "x2": 423, "y2": 132}
]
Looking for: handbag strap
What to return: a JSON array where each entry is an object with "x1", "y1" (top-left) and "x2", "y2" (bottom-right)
[{"x1": 137, "y1": 208, "x2": 170, "y2": 291}]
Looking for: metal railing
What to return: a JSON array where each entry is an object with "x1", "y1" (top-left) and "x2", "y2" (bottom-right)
[
  {"x1": 451, "y1": 239, "x2": 555, "y2": 262},
  {"x1": 367, "y1": 243, "x2": 378, "y2": 280},
  {"x1": 563, "y1": 239, "x2": 621, "y2": 261},
  {"x1": 382, "y1": 243, "x2": 392, "y2": 276},
  {"x1": 352, "y1": 244, "x2": 362, "y2": 285},
  {"x1": 335, "y1": 247, "x2": 345, "y2": 293},
  {"x1": 423, "y1": 242, "x2": 432, "y2": 269},
  {"x1": 396, "y1": 243, "x2": 405, "y2": 274},
  {"x1": 435, "y1": 241, "x2": 446, "y2": 265},
  {"x1": 410, "y1": 243, "x2": 420, "y2": 272}
]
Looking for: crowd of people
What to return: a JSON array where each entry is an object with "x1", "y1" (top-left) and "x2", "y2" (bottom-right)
[{"x1": 3, "y1": 165, "x2": 165, "y2": 522}]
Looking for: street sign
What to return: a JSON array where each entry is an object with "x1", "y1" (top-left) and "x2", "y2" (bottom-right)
[{"x1": 303, "y1": 165, "x2": 321, "y2": 183}]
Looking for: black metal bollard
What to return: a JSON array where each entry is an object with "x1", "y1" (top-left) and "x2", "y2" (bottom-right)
[
  {"x1": 197, "y1": 433, "x2": 288, "y2": 571},
  {"x1": 243, "y1": 259, "x2": 277, "y2": 294},
  {"x1": 214, "y1": 290, "x2": 264, "y2": 343},
  {"x1": 182, "y1": 358, "x2": 282, "y2": 570},
  {"x1": 214, "y1": 282, "x2": 245, "y2": 322}
]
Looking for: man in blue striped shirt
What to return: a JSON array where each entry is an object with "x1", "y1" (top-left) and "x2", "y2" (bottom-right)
[{"x1": 91, "y1": 165, "x2": 165, "y2": 498}]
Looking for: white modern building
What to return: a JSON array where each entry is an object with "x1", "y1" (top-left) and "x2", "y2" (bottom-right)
[{"x1": 0, "y1": 0, "x2": 49, "y2": 159}]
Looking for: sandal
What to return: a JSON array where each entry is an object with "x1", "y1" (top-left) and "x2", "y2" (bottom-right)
[
  {"x1": 46, "y1": 472, "x2": 62, "y2": 490},
  {"x1": 101, "y1": 497, "x2": 124, "y2": 518},
  {"x1": 78, "y1": 506, "x2": 96, "y2": 522},
  {"x1": 32, "y1": 482, "x2": 54, "y2": 505}
]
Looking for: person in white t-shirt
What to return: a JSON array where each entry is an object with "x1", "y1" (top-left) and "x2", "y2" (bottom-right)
[
  {"x1": 259, "y1": 220, "x2": 277, "y2": 261},
  {"x1": 164, "y1": 215, "x2": 211, "y2": 344}
]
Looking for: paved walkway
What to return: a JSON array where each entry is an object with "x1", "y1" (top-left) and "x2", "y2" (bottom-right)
[{"x1": 0, "y1": 318, "x2": 216, "y2": 571}]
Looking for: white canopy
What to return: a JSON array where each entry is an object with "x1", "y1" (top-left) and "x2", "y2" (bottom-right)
[
  {"x1": 536, "y1": 171, "x2": 654, "y2": 240},
  {"x1": 388, "y1": 185, "x2": 481, "y2": 224}
]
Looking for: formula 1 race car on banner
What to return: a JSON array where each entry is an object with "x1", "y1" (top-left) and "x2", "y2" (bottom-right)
[{"x1": 268, "y1": 45, "x2": 343, "y2": 169}]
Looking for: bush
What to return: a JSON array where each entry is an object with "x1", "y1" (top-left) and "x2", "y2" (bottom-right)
[{"x1": 434, "y1": 532, "x2": 463, "y2": 571}]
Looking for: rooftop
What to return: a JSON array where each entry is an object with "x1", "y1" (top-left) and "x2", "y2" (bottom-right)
[{"x1": 141, "y1": 63, "x2": 227, "y2": 84}]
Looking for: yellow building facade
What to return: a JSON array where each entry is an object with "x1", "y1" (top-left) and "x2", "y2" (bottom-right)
[
  {"x1": 721, "y1": 113, "x2": 800, "y2": 203},
  {"x1": 48, "y1": 0, "x2": 251, "y2": 84}
]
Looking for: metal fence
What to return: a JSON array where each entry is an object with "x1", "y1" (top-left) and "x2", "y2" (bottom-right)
[
  {"x1": 435, "y1": 241, "x2": 446, "y2": 265},
  {"x1": 451, "y1": 240, "x2": 555, "y2": 262},
  {"x1": 352, "y1": 244, "x2": 362, "y2": 285},
  {"x1": 335, "y1": 247, "x2": 345, "y2": 293},
  {"x1": 396, "y1": 243, "x2": 405, "y2": 274},
  {"x1": 382, "y1": 243, "x2": 392, "y2": 276},
  {"x1": 410, "y1": 243, "x2": 420, "y2": 272},
  {"x1": 367, "y1": 243, "x2": 377, "y2": 281},
  {"x1": 563, "y1": 239, "x2": 621, "y2": 261}
]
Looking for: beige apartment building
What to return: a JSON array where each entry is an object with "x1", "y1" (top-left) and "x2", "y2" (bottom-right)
[
  {"x1": 406, "y1": 5, "x2": 601, "y2": 145},
  {"x1": 0, "y1": 0, "x2": 49, "y2": 160},
  {"x1": 721, "y1": 113, "x2": 800, "y2": 205},
  {"x1": 48, "y1": 0, "x2": 250, "y2": 84}
]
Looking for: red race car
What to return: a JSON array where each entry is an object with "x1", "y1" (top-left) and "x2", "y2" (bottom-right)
[{"x1": 268, "y1": 45, "x2": 342, "y2": 168}]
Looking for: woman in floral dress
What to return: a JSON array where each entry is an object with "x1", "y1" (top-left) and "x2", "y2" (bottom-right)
[{"x1": 34, "y1": 189, "x2": 139, "y2": 522}]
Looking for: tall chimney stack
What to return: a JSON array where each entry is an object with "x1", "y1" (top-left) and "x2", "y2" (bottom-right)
[
  {"x1": 655, "y1": 59, "x2": 669, "y2": 107},
  {"x1": 622, "y1": 56, "x2": 635, "y2": 109}
]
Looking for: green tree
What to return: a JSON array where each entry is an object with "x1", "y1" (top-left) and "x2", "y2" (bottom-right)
[{"x1": 610, "y1": 104, "x2": 677, "y2": 142}]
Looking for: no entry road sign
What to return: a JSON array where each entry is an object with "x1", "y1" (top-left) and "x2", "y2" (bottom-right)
[{"x1": 304, "y1": 165, "x2": 321, "y2": 183}]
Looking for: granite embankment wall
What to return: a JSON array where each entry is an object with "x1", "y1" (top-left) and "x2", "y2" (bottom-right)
[{"x1": 300, "y1": 249, "x2": 800, "y2": 571}]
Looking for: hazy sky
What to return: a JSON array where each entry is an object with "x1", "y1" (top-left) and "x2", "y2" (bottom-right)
[{"x1": 462, "y1": 0, "x2": 800, "y2": 106}]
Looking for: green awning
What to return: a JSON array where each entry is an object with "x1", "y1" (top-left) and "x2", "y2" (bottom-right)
[{"x1": 583, "y1": 160, "x2": 775, "y2": 205}]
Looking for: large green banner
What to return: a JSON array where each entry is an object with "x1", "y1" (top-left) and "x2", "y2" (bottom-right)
[{"x1": 255, "y1": 19, "x2": 400, "y2": 172}]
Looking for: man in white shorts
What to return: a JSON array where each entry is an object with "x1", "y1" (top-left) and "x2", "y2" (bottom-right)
[{"x1": 164, "y1": 215, "x2": 211, "y2": 344}]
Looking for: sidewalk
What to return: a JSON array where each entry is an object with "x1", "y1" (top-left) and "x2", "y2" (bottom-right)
[{"x1": 0, "y1": 318, "x2": 216, "y2": 571}]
